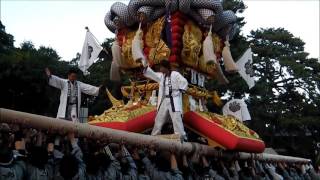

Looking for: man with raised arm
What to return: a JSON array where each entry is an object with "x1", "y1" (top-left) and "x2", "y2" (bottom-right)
[
  {"x1": 45, "y1": 67, "x2": 101, "y2": 122},
  {"x1": 143, "y1": 60, "x2": 188, "y2": 141}
]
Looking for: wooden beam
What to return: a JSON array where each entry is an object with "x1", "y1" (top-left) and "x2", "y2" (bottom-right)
[{"x1": 0, "y1": 108, "x2": 311, "y2": 163}]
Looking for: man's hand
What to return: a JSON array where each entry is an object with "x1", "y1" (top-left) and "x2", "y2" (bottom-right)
[
  {"x1": 68, "y1": 132, "x2": 76, "y2": 145},
  {"x1": 48, "y1": 143, "x2": 54, "y2": 153},
  {"x1": 170, "y1": 153, "x2": 178, "y2": 170},
  {"x1": 15, "y1": 138, "x2": 26, "y2": 150},
  {"x1": 45, "y1": 67, "x2": 51, "y2": 77},
  {"x1": 149, "y1": 144, "x2": 157, "y2": 156},
  {"x1": 36, "y1": 131, "x2": 44, "y2": 147},
  {"x1": 99, "y1": 85, "x2": 106, "y2": 93},
  {"x1": 182, "y1": 154, "x2": 188, "y2": 167},
  {"x1": 132, "y1": 147, "x2": 140, "y2": 160}
]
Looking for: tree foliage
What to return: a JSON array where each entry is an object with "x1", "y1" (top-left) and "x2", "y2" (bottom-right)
[
  {"x1": 0, "y1": 21, "x2": 113, "y2": 116},
  {"x1": 247, "y1": 28, "x2": 320, "y2": 154}
]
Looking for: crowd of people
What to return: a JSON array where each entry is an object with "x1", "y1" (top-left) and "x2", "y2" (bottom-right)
[{"x1": 1, "y1": 123, "x2": 320, "y2": 180}]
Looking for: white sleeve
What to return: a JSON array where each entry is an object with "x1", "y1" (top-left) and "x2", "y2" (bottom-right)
[
  {"x1": 176, "y1": 72, "x2": 188, "y2": 91},
  {"x1": 79, "y1": 82, "x2": 99, "y2": 96},
  {"x1": 143, "y1": 67, "x2": 162, "y2": 83},
  {"x1": 48, "y1": 75, "x2": 65, "y2": 90}
]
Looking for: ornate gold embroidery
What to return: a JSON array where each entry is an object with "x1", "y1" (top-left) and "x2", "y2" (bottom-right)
[
  {"x1": 121, "y1": 30, "x2": 142, "y2": 69},
  {"x1": 89, "y1": 103, "x2": 155, "y2": 123},
  {"x1": 106, "y1": 89, "x2": 124, "y2": 108},
  {"x1": 145, "y1": 17, "x2": 170, "y2": 65},
  {"x1": 181, "y1": 20, "x2": 202, "y2": 68},
  {"x1": 195, "y1": 111, "x2": 261, "y2": 140},
  {"x1": 198, "y1": 55, "x2": 217, "y2": 76},
  {"x1": 212, "y1": 33, "x2": 223, "y2": 54}
]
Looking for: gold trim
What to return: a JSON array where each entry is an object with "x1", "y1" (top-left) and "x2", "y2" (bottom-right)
[
  {"x1": 181, "y1": 20, "x2": 202, "y2": 68},
  {"x1": 184, "y1": 124, "x2": 225, "y2": 149},
  {"x1": 88, "y1": 101, "x2": 156, "y2": 124},
  {"x1": 106, "y1": 89, "x2": 124, "y2": 108},
  {"x1": 120, "y1": 83, "x2": 221, "y2": 105},
  {"x1": 189, "y1": 111, "x2": 263, "y2": 141}
]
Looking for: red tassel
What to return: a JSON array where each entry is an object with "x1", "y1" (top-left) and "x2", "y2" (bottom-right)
[
  {"x1": 172, "y1": 26, "x2": 183, "y2": 33},
  {"x1": 171, "y1": 47, "x2": 180, "y2": 54},
  {"x1": 172, "y1": 40, "x2": 181, "y2": 48},
  {"x1": 169, "y1": 55, "x2": 178, "y2": 62}
]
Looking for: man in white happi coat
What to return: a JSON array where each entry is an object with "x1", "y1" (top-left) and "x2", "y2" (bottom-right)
[
  {"x1": 45, "y1": 68, "x2": 100, "y2": 122},
  {"x1": 143, "y1": 60, "x2": 188, "y2": 140}
]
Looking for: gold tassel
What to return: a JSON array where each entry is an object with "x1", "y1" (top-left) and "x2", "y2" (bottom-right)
[
  {"x1": 212, "y1": 91, "x2": 222, "y2": 107},
  {"x1": 106, "y1": 89, "x2": 124, "y2": 108},
  {"x1": 222, "y1": 40, "x2": 238, "y2": 73}
]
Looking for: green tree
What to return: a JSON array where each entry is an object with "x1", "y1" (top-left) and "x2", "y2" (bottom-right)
[
  {"x1": 0, "y1": 39, "x2": 70, "y2": 116},
  {"x1": 0, "y1": 21, "x2": 14, "y2": 53},
  {"x1": 247, "y1": 28, "x2": 320, "y2": 157}
]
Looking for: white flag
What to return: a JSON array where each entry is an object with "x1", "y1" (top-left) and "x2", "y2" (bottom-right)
[
  {"x1": 236, "y1": 48, "x2": 255, "y2": 89},
  {"x1": 222, "y1": 98, "x2": 251, "y2": 122},
  {"x1": 79, "y1": 31, "x2": 103, "y2": 75}
]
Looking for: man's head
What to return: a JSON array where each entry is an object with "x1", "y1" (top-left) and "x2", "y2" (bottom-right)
[
  {"x1": 59, "y1": 154, "x2": 79, "y2": 179},
  {"x1": 155, "y1": 151, "x2": 171, "y2": 172},
  {"x1": 159, "y1": 60, "x2": 171, "y2": 74},
  {"x1": 29, "y1": 146, "x2": 48, "y2": 169},
  {"x1": 68, "y1": 68, "x2": 78, "y2": 82},
  {"x1": 85, "y1": 153, "x2": 100, "y2": 175},
  {"x1": 0, "y1": 144, "x2": 13, "y2": 164}
]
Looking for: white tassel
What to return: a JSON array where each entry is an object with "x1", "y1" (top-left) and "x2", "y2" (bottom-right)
[
  {"x1": 203, "y1": 26, "x2": 229, "y2": 84},
  {"x1": 191, "y1": 69, "x2": 197, "y2": 84},
  {"x1": 215, "y1": 61, "x2": 229, "y2": 85},
  {"x1": 111, "y1": 39, "x2": 122, "y2": 67},
  {"x1": 197, "y1": 73, "x2": 205, "y2": 87},
  {"x1": 203, "y1": 25, "x2": 217, "y2": 64},
  {"x1": 148, "y1": 90, "x2": 158, "y2": 106},
  {"x1": 188, "y1": 95, "x2": 197, "y2": 111},
  {"x1": 132, "y1": 22, "x2": 146, "y2": 66},
  {"x1": 110, "y1": 60, "x2": 121, "y2": 81},
  {"x1": 222, "y1": 39, "x2": 238, "y2": 73},
  {"x1": 199, "y1": 99, "x2": 204, "y2": 112}
]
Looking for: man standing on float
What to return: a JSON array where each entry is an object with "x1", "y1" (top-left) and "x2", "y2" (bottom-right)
[
  {"x1": 45, "y1": 67, "x2": 101, "y2": 122},
  {"x1": 143, "y1": 60, "x2": 188, "y2": 141}
]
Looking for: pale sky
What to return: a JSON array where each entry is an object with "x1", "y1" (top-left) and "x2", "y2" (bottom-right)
[{"x1": 1, "y1": 0, "x2": 319, "y2": 61}]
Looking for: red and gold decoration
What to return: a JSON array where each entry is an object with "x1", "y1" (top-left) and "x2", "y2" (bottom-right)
[{"x1": 89, "y1": 0, "x2": 265, "y2": 153}]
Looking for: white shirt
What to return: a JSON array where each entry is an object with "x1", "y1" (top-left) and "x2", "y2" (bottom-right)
[
  {"x1": 48, "y1": 75, "x2": 100, "y2": 119},
  {"x1": 143, "y1": 67, "x2": 188, "y2": 112}
]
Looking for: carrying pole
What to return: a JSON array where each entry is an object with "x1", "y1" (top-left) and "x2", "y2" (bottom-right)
[{"x1": 0, "y1": 108, "x2": 311, "y2": 163}]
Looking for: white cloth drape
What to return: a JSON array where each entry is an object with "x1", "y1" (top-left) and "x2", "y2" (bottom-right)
[
  {"x1": 222, "y1": 98, "x2": 251, "y2": 122},
  {"x1": 236, "y1": 48, "x2": 255, "y2": 89}
]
